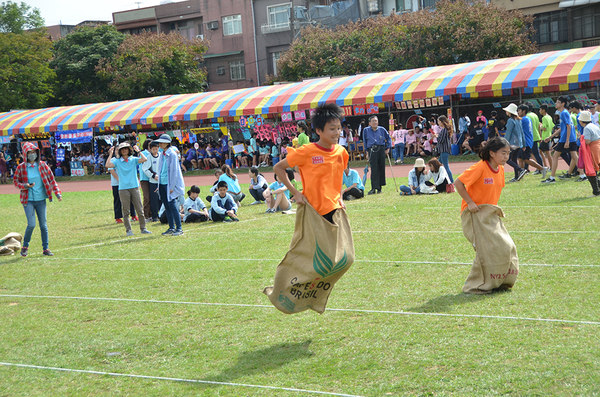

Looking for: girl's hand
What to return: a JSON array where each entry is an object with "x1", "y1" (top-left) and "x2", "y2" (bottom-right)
[
  {"x1": 467, "y1": 202, "x2": 480, "y2": 213},
  {"x1": 293, "y1": 191, "x2": 308, "y2": 205}
]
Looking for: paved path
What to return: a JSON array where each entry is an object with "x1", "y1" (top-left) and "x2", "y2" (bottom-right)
[{"x1": 0, "y1": 160, "x2": 567, "y2": 195}]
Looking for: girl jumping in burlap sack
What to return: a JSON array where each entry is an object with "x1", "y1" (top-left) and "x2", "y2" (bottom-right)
[
  {"x1": 455, "y1": 137, "x2": 519, "y2": 294},
  {"x1": 264, "y1": 104, "x2": 354, "y2": 314}
]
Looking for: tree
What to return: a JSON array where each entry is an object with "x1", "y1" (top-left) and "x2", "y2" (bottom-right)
[
  {"x1": 276, "y1": 0, "x2": 536, "y2": 82},
  {"x1": 50, "y1": 25, "x2": 126, "y2": 106},
  {"x1": 0, "y1": 1, "x2": 44, "y2": 34},
  {"x1": 0, "y1": 30, "x2": 55, "y2": 112},
  {"x1": 96, "y1": 32, "x2": 208, "y2": 100}
]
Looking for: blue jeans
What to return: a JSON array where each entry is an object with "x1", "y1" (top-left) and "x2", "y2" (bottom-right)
[
  {"x1": 159, "y1": 184, "x2": 182, "y2": 230},
  {"x1": 400, "y1": 185, "x2": 420, "y2": 195},
  {"x1": 393, "y1": 143, "x2": 405, "y2": 162},
  {"x1": 439, "y1": 152, "x2": 454, "y2": 183},
  {"x1": 23, "y1": 200, "x2": 48, "y2": 250}
]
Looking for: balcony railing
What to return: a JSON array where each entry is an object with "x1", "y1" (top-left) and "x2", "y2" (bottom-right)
[{"x1": 261, "y1": 21, "x2": 291, "y2": 34}]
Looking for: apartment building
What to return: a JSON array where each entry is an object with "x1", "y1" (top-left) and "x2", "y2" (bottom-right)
[
  {"x1": 494, "y1": 0, "x2": 600, "y2": 51},
  {"x1": 113, "y1": 0, "x2": 258, "y2": 92}
]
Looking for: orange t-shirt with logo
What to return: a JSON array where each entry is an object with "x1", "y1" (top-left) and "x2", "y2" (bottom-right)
[
  {"x1": 286, "y1": 143, "x2": 349, "y2": 216},
  {"x1": 458, "y1": 160, "x2": 505, "y2": 212}
]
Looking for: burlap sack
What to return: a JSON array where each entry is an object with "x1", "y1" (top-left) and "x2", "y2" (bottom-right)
[
  {"x1": 263, "y1": 203, "x2": 355, "y2": 314},
  {"x1": 461, "y1": 205, "x2": 519, "y2": 294},
  {"x1": 0, "y1": 232, "x2": 23, "y2": 256}
]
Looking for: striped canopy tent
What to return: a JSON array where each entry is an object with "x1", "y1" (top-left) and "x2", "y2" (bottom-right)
[{"x1": 1, "y1": 46, "x2": 600, "y2": 136}]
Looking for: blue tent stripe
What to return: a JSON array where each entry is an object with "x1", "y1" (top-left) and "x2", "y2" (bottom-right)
[
  {"x1": 373, "y1": 70, "x2": 412, "y2": 103},
  {"x1": 456, "y1": 59, "x2": 497, "y2": 94},
  {"x1": 334, "y1": 74, "x2": 377, "y2": 106},
  {"x1": 527, "y1": 50, "x2": 570, "y2": 87}
]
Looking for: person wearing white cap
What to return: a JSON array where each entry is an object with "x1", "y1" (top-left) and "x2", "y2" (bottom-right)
[
  {"x1": 502, "y1": 103, "x2": 527, "y2": 182},
  {"x1": 577, "y1": 110, "x2": 600, "y2": 196},
  {"x1": 155, "y1": 134, "x2": 185, "y2": 236},
  {"x1": 105, "y1": 142, "x2": 152, "y2": 237},
  {"x1": 399, "y1": 158, "x2": 430, "y2": 195}
]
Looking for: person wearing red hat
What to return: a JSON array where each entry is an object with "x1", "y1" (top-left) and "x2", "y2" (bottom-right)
[
  {"x1": 476, "y1": 110, "x2": 487, "y2": 126},
  {"x1": 13, "y1": 142, "x2": 62, "y2": 257}
]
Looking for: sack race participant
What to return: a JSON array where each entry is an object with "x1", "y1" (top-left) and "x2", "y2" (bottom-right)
[
  {"x1": 0, "y1": 232, "x2": 23, "y2": 256},
  {"x1": 264, "y1": 104, "x2": 354, "y2": 314},
  {"x1": 455, "y1": 137, "x2": 519, "y2": 294}
]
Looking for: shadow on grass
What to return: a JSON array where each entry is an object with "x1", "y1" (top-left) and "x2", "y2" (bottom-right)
[
  {"x1": 0, "y1": 255, "x2": 25, "y2": 265},
  {"x1": 554, "y1": 195, "x2": 599, "y2": 204},
  {"x1": 405, "y1": 293, "x2": 490, "y2": 313},
  {"x1": 203, "y1": 340, "x2": 313, "y2": 386}
]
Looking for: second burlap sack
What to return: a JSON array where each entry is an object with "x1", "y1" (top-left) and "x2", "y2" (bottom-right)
[
  {"x1": 461, "y1": 204, "x2": 519, "y2": 294},
  {"x1": 263, "y1": 203, "x2": 355, "y2": 314},
  {"x1": 0, "y1": 232, "x2": 23, "y2": 256}
]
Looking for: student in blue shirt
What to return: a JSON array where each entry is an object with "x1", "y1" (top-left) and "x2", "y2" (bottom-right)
[
  {"x1": 210, "y1": 181, "x2": 239, "y2": 222},
  {"x1": 517, "y1": 104, "x2": 546, "y2": 178},
  {"x1": 544, "y1": 96, "x2": 579, "y2": 183},
  {"x1": 363, "y1": 115, "x2": 392, "y2": 194},
  {"x1": 264, "y1": 170, "x2": 292, "y2": 213},
  {"x1": 183, "y1": 185, "x2": 209, "y2": 223},
  {"x1": 218, "y1": 164, "x2": 244, "y2": 205},
  {"x1": 106, "y1": 142, "x2": 151, "y2": 237},
  {"x1": 342, "y1": 163, "x2": 365, "y2": 200},
  {"x1": 155, "y1": 134, "x2": 185, "y2": 236}
]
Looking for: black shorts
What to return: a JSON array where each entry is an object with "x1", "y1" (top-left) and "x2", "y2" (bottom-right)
[
  {"x1": 421, "y1": 150, "x2": 432, "y2": 156},
  {"x1": 519, "y1": 147, "x2": 532, "y2": 160},
  {"x1": 539, "y1": 141, "x2": 551, "y2": 151},
  {"x1": 183, "y1": 159, "x2": 193, "y2": 169},
  {"x1": 554, "y1": 142, "x2": 578, "y2": 153}
]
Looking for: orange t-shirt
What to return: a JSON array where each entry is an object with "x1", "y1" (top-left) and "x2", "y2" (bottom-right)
[
  {"x1": 286, "y1": 143, "x2": 349, "y2": 216},
  {"x1": 458, "y1": 160, "x2": 505, "y2": 212}
]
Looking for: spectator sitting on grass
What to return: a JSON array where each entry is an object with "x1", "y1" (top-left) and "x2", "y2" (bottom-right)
[
  {"x1": 264, "y1": 171, "x2": 292, "y2": 214},
  {"x1": 427, "y1": 158, "x2": 451, "y2": 193},
  {"x1": 342, "y1": 163, "x2": 365, "y2": 200},
  {"x1": 183, "y1": 185, "x2": 209, "y2": 223},
  {"x1": 399, "y1": 158, "x2": 430, "y2": 196},
  {"x1": 211, "y1": 181, "x2": 239, "y2": 222},
  {"x1": 217, "y1": 164, "x2": 244, "y2": 205},
  {"x1": 248, "y1": 166, "x2": 268, "y2": 205}
]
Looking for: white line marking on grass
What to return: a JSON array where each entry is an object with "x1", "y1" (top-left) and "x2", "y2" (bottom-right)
[
  {"x1": 353, "y1": 230, "x2": 594, "y2": 234},
  {"x1": 54, "y1": 217, "x2": 263, "y2": 253},
  {"x1": 40, "y1": 257, "x2": 600, "y2": 268},
  {"x1": 422, "y1": 205, "x2": 599, "y2": 209},
  {"x1": 0, "y1": 362, "x2": 363, "y2": 397},
  {"x1": 2, "y1": 294, "x2": 600, "y2": 326}
]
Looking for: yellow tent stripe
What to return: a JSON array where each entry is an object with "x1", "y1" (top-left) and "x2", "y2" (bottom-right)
[
  {"x1": 567, "y1": 46, "x2": 600, "y2": 84},
  {"x1": 491, "y1": 55, "x2": 532, "y2": 91},
  {"x1": 465, "y1": 61, "x2": 499, "y2": 93},
  {"x1": 402, "y1": 68, "x2": 439, "y2": 101},
  {"x1": 426, "y1": 64, "x2": 464, "y2": 99},
  {"x1": 537, "y1": 48, "x2": 579, "y2": 87}
]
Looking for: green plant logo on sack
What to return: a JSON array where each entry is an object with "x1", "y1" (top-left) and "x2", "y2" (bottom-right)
[{"x1": 313, "y1": 242, "x2": 348, "y2": 278}]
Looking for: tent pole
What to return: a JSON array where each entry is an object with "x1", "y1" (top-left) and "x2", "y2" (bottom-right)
[{"x1": 519, "y1": 88, "x2": 522, "y2": 103}]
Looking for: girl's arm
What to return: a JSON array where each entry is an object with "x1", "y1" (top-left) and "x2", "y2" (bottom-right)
[{"x1": 455, "y1": 178, "x2": 479, "y2": 213}]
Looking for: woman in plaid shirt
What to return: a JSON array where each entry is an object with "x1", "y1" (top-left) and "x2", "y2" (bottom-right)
[{"x1": 13, "y1": 142, "x2": 62, "y2": 257}]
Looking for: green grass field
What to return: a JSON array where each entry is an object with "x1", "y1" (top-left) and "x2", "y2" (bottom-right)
[{"x1": 1, "y1": 171, "x2": 599, "y2": 396}]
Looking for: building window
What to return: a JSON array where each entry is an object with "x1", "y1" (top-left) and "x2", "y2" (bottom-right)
[
  {"x1": 272, "y1": 52, "x2": 282, "y2": 76},
  {"x1": 572, "y1": 5, "x2": 600, "y2": 40},
  {"x1": 532, "y1": 11, "x2": 568, "y2": 44},
  {"x1": 230, "y1": 61, "x2": 246, "y2": 81},
  {"x1": 421, "y1": 0, "x2": 440, "y2": 9},
  {"x1": 268, "y1": 4, "x2": 290, "y2": 26},
  {"x1": 222, "y1": 15, "x2": 242, "y2": 36}
]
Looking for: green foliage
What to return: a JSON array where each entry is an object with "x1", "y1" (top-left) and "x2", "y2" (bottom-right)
[
  {"x1": 50, "y1": 25, "x2": 126, "y2": 106},
  {"x1": 0, "y1": 1, "x2": 44, "y2": 34},
  {"x1": 277, "y1": 0, "x2": 537, "y2": 82},
  {"x1": 96, "y1": 32, "x2": 208, "y2": 100},
  {"x1": 0, "y1": 31, "x2": 54, "y2": 112}
]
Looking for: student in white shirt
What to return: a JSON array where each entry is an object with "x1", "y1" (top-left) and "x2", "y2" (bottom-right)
[{"x1": 183, "y1": 185, "x2": 209, "y2": 222}]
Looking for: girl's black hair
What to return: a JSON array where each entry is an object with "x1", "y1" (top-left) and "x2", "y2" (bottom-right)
[
  {"x1": 285, "y1": 167, "x2": 295, "y2": 181},
  {"x1": 250, "y1": 166, "x2": 259, "y2": 176},
  {"x1": 311, "y1": 103, "x2": 343, "y2": 132},
  {"x1": 187, "y1": 185, "x2": 200, "y2": 196},
  {"x1": 479, "y1": 137, "x2": 510, "y2": 161}
]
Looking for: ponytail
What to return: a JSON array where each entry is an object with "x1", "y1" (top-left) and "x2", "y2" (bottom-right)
[{"x1": 221, "y1": 164, "x2": 237, "y2": 180}]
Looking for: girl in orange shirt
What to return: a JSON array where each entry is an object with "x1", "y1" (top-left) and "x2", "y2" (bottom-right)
[{"x1": 455, "y1": 137, "x2": 510, "y2": 213}]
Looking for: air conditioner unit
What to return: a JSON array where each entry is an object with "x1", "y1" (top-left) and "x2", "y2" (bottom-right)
[
  {"x1": 206, "y1": 21, "x2": 218, "y2": 30},
  {"x1": 196, "y1": 34, "x2": 204, "y2": 39},
  {"x1": 216, "y1": 67, "x2": 225, "y2": 75}
]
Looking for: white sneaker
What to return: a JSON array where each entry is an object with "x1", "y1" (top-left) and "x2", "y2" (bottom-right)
[
  {"x1": 542, "y1": 167, "x2": 549, "y2": 179},
  {"x1": 250, "y1": 200, "x2": 261, "y2": 205}
]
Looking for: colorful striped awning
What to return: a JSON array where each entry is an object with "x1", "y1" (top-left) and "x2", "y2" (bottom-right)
[{"x1": 1, "y1": 46, "x2": 600, "y2": 135}]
